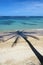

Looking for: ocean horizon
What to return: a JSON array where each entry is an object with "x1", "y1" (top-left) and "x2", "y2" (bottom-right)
[{"x1": 0, "y1": 16, "x2": 43, "y2": 31}]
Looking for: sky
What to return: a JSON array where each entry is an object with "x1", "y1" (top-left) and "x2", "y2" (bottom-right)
[{"x1": 0, "y1": 0, "x2": 43, "y2": 16}]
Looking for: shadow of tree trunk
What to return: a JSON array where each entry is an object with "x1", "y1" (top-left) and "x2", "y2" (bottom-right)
[{"x1": 22, "y1": 36, "x2": 43, "y2": 65}]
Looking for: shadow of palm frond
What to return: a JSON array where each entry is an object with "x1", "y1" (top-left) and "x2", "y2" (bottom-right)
[
  {"x1": 0, "y1": 31, "x2": 43, "y2": 65},
  {"x1": 0, "y1": 36, "x2": 4, "y2": 42}
]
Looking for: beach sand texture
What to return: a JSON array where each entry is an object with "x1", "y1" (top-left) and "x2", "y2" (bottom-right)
[{"x1": 0, "y1": 30, "x2": 43, "y2": 65}]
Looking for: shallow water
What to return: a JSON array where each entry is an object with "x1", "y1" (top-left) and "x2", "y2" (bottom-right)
[{"x1": 0, "y1": 16, "x2": 43, "y2": 31}]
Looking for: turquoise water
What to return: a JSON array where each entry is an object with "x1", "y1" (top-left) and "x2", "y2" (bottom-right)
[{"x1": 0, "y1": 16, "x2": 43, "y2": 31}]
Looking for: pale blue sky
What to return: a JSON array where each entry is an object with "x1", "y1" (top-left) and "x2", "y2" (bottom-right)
[{"x1": 0, "y1": 0, "x2": 43, "y2": 16}]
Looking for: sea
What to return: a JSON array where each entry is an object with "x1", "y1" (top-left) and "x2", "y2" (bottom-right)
[{"x1": 0, "y1": 16, "x2": 43, "y2": 31}]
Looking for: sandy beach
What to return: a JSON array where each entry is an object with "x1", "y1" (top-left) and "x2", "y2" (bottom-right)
[{"x1": 0, "y1": 30, "x2": 43, "y2": 65}]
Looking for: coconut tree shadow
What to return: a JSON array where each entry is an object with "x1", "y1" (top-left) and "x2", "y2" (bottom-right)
[
  {"x1": 12, "y1": 31, "x2": 43, "y2": 65},
  {"x1": 0, "y1": 31, "x2": 43, "y2": 65}
]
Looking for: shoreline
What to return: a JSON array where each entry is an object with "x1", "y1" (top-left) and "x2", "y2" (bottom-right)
[
  {"x1": 0, "y1": 29, "x2": 43, "y2": 36},
  {"x1": 0, "y1": 28, "x2": 43, "y2": 32}
]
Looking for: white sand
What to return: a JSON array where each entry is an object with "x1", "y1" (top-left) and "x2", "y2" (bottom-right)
[
  {"x1": 0, "y1": 41, "x2": 42, "y2": 65},
  {"x1": 0, "y1": 31, "x2": 43, "y2": 65}
]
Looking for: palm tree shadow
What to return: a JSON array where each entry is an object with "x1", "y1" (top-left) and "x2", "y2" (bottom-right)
[
  {"x1": 0, "y1": 31, "x2": 43, "y2": 65},
  {"x1": 12, "y1": 31, "x2": 43, "y2": 65}
]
